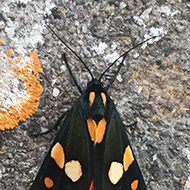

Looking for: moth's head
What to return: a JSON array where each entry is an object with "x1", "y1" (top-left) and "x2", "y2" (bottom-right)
[{"x1": 87, "y1": 79, "x2": 104, "y2": 90}]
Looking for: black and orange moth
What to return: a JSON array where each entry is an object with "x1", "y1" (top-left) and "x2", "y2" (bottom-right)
[{"x1": 30, "y1": 26, "x2": 155, "y2": 190}]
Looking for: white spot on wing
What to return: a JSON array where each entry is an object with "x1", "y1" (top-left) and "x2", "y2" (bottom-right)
[
  {"x1": 108, "y1": 162, "x2": 123, "y2": 185},
  {"x1": 65, "y1": 160, "x2": 82, "y2": 182}
]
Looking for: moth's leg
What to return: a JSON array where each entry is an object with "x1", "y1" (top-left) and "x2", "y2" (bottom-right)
[
  {"x1": 124, "y1": 121, "x2": 137, "y2": 134},
  {"x1": 30, "y1": 111, "x2": 69, "y2": 136},
  {"x1": 125, "y1": 121, "x2": 137, "y2": 128}
]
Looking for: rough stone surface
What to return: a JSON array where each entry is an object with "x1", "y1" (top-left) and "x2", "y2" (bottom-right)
[{"x1": 0, "y1": 0, "x2": 190, "y2": 190}]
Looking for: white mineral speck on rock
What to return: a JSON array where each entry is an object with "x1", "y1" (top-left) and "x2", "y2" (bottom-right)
[
  {"x1": 138, "y1": 86, "x2": 142, "y2": 94},
  {"x1": 75, "y1": 21, "x2": 79, "y2": 26},
  {"x1": 185, "y1": 175, "x2": 190, "y2": 189},
  {"x1": 60, "y1": 65, "x2": 66, "y2": 73},
  {"x1": 133, "y1": 16, "x2": 145, "y2": 27},
  {"x1": 111, "y1": 43, "x2": 117, "y2": 51},
  {"x1": 82, "y1": 25, "x2": 88, "y2": 33},
  {"x1": 0, "y1": 21, "x2": 5, "y2": 29},
  {"x1": 140, "y1": 7, "x2": 152, "y2": 20},
  {"x1": 133, "y1": 53, "x2": 139, "y2": 59},
  {"x1": 0, "y1": 170, "x2": 2, "y2": 179},
  {"x1": 104, "y1": 52, "x2": 120, "y2": 63},
  {"x1": 53, "y1": 87, "x2": 60, "y2": 97},
  {"x1": 52, "y1": 79, "x2": 57, "y2": 86},
  {"x1": 92, "y1": 42, "x2": 108, "y2": 55},
  {"x1": 153, "y1": 154, "x2": 157, "y2": 161},
  {"x1": 119, "y1": 2, "x2": 126, "y2": 9},
  {"x1": 116, "y1": 74, "x2": 123, "y2": 82},
  {"x1": 161, "y1": 6, "x2": 179, "y2": 17}
]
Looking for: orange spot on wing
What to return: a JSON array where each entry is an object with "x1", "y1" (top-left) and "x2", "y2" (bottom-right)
[
  {"x1": 96, "y1": 118, "x2": 106, "y2": 143},
  {"x1": 87, "y1": 118, "x2": 96, "y2": 142},
  {"x1": 101, "y1": 92, "x2": 107, "y2": 107},
  {"x1": 123, "y1": 145, "x2": 134, "y2": 171},
  {"x1": 131, "y1": 180, "x2": 139, "y2": 190},
  {"x1": 89, "y1": 92, "x2": 95, "y2": 107},
  {"x1": 44, "y1": 177, "x2": 54, "y2": 188},
  {"x1": 87, "y1": 118, "x2": 106, "y2": 143},
  {"x1": 0, "y1": 39, "x2": 3, "y2": 43},
  {"x1": 51, "y1": 142, "x2": 65, "y2": 169}
]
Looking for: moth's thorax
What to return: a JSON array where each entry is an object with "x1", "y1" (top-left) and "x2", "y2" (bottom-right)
[{"x1": 88, "y1": 91, "x2": 106, "y2": 123}]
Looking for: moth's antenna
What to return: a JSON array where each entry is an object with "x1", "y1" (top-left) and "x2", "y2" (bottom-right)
[
  {"x1": 62, "y1": 53, "x2": 83, "y2": 94},
  {"x1": 46, "y1": 23, "x2": 94, "y2": 80},
  {"x1": 99, "y1": 35, "x2": 163, "y2": 91},
  {"x1": 104, "y1": 53, "x2": 128, "y2": 91}
]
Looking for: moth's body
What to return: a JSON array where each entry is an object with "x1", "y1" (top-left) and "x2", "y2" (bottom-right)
[{"x1": 31, "y1": 79, "x2": 146, "y2": 190}]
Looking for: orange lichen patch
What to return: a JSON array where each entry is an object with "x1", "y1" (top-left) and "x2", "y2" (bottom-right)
[
  {"x1": 123, "y1": 146, "x2": 134, "y2": 171},
  {"x1": 108, "y1": 162, "x2": 123, "y2": 185},
  {"x1": 107, "y1": 6, "x2": 114, "y2": 13},
  {"x1": 65, "y1": 160, "x2": 82, "y2": 182},
  {"x1": 101, "y1": 92, "x2": 107, "y2": 107},
  {"x1": 131, "y1": 180, "x2": 139, "y2": 190},
  {"x1": 0, "y1": 39, "x2": 3, "y2": 43},
  {"x1": 58, "y1": 6, "x2": 66, "y2": 15},
  {"x1": 121, "y1": 36, "x2": 130, "y2": 42},
  {"x1": 44, "y1": 177, "x2": 54, "y2": 188},
  {"x1": 0, "y1": 52, "x2": 43, "y2": 130},
  {"x1": 89, "y1": 92, "x2": 95, "y2": 107},
  {"x1": 6, "y1": 49, "x2": 13, "y2": 56},
  {"x1": 96, "y1": 118, "x2": 106, "y2": 143},
  {"x1": 0, "y1": 145, "x2": 7, "y2": 152},
  {"x1": 51, "y1": 142, "x2": 65, "y2": 169}
]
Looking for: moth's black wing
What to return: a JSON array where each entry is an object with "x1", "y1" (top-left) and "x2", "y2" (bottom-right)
[
  {"x1": 30, "y1": 80, "x2": 147, "y2": 190},
  {"x1": 30, "y1": 97, "x2": 93, "y2": 190},
  {"x1": 93, "y1": 96, "x2": 147, "y2": 190}
]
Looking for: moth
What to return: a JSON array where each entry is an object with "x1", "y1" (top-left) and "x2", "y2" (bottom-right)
[{"x1": 30, "y1": 25, "x2": 153, "y2": 190}]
